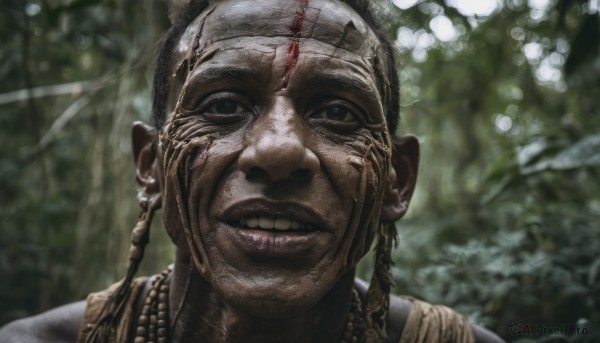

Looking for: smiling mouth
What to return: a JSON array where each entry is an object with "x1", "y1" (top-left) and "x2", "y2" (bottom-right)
[
  {"x1": 226, "y1": 218, "x2": 322, "y2": 258},
  {"x1": 239, "y1": 216, "x2": 314, "y2": 231},
  {"x1": 220, "y1": 198, "x2": 326, "y2": 233}
]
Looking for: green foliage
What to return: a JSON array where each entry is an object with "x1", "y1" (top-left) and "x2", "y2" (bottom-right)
[
  {"x1": 0, "y1": 0, "x2": 174, "y2": 324},
  {"x1": 1, "y1": 1, "x2": 599, "y2": 342},
  {"x1": 367, "y1": 0, "x2": 600, "y2": 341}
]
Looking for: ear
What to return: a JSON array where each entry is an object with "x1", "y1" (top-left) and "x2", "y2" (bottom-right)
[
  {"x1": 381, "y1": 135, "x2": 419, "y2": 223},
  {"x1": 132, "y1": 121, "x2": 162, "y2": 210}
]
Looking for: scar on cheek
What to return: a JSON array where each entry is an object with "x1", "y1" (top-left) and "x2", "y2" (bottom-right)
[{"x1": 280, "y1": 0, "x2": 309, "y2": 89}]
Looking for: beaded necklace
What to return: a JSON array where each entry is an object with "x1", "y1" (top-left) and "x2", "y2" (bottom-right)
[
  {"x1": 133, "y1": 269, "x2": 171, "y2": 343},
  {"x1": 133, "y1": 268, "x2": 364, "y2": 342}
]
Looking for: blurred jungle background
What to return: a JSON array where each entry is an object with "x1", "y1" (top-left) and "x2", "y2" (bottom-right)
[{"x1": 1, "y1": 0, "x2": 599, "y2": 341}]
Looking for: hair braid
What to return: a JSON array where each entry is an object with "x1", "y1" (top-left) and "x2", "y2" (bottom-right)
[
  {"x1": 83, "y1": 199, "x2": 158, "y2": 343},
  {"x1": 338, "y1": 2, "x2": 401, "y2": 342}
]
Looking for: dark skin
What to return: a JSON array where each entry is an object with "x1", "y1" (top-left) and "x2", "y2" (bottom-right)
[
  {"x1": 156, "y1": 1, "x2": 412, "y2": 340},
  {"x1": 0, "y1": 0, "x2": 505, "y2": 342}
]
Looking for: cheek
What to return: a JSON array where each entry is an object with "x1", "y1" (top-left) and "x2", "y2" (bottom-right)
[
  {"x1": 318, "y1": 147, "x2": 362, "y2": 208},
  {"x1": 316, "y1": 129, "x2": 391, "y2": 268},
  {"x1": 159, "y1": 113, "x2": 243, "y2": 265},
  {"x1": 187, "y1": 139, "x2": 242, "y2": 232},
  {"x1": 160, "y1": 136, "x2": 215, "y2": 253}
]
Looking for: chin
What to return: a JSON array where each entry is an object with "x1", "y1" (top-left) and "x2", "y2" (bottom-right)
[{"x1": 207, "y1": 264, "x2": 343, "y2": 318}]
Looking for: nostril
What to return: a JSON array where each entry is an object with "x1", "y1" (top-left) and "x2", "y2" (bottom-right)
[
  {"x1": 245, "y1": 167, "x2": 311, "y2": 182},
  {"x1": 290, "y1": 169, "x2": 312, "y2": 180},
  {"x1": 246, "y1": 166, "x2": 270, "y2": 181}
]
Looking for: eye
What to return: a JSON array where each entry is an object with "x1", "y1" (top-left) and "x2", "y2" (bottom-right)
[
  {"x1": 212, "y1": 98, "x2": 243, "y2": 114},
  {"x1": 197, "y1": 92, "x2": 252, "y2": 123},
  {"x1": 314, "y1": 105, "x2": 356, "y2": 122},
  {"x1": 310, "y1": 101, "x2": 361, "y2": 131}
]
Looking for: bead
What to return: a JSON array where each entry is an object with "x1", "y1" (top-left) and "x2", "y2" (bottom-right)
[
  {"x1": 134, "y1": 268, "x2": 177, "y2": 343},
  {"x1": 129, "y1": 245, "x2": 143, "y2": 260},
  {"x1": 131, "y1": 224, "x2": 146, "y2": 244},
  {"x1": 136, "y1": 326, "x2": 147, "y2": 336},
  {"x1": 144, "y1": 294, "x2": 152, "y2": 304}
]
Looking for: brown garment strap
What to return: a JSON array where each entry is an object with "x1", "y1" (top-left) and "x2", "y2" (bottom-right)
[
  {"x1": 76, "y1": 277, "x2": 149, "y2": 343},
  {"x1": 397, "y1": 297, "x2": 475, "y2": 343}
]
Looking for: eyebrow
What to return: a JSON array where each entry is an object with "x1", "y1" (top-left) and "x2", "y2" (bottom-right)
[
  {"x1": 301, "y1": 72, "x2": 383, "y2": 120},
  {"x1": 184, "y1": 65, "x2": 263, "y2": 91}
]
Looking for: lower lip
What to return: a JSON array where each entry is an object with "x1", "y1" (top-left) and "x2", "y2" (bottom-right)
[{"x1": 229, "y1": 226, "x2": 321, "y2": 256}]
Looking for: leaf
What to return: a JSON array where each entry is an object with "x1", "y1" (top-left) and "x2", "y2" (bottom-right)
[
  {"x1": 589, "y1": 256, "x2": 600, "y2": 286},
  {"x1": 517, "y1": 138, "x2": 551, "y2": 167},
  {"x1": 520, "y1": 133, "x2": 600, "y2": 174},
  {"x1": 486, "y1": 150, "x2": 518, "y2": 182}
]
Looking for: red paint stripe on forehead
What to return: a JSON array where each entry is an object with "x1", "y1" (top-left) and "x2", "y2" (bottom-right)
[{"x1": 280, "y1": 0, "x2": 309, "y2": 89}]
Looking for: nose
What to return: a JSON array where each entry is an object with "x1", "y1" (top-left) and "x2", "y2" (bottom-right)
[{"x1": 238, "y1": 98, "x2": 320, "y2": 181}]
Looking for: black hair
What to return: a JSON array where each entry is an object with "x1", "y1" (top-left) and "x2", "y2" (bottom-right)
[
  {"x1": 152, "y1": 0, "x2": 209, "y2": 130},
  {"x1": 151, "y1": 0, "x2": 400, "y2": 134}
]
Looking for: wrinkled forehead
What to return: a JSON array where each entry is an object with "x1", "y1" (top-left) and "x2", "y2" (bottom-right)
[{"x1": 174, "y1": 0, "x2": 383, "y2": 68}]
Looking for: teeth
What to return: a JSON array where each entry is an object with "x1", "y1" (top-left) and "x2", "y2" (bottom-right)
[
  {"x1": 239, "y1": 216, "x2": 312, "y2": 231},
  {"x1": 246, "y1": 217, "x2": 258, "y2": 228},
  {"x1": 258, "y1": 216, "x2": 274, "y2": 229},
  {"x1": 274, "y1": 218, "x2": 291, "y2": 230}
]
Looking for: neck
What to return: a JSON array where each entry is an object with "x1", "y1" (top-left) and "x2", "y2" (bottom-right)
[{"x1": 168, "y1": 249, "x2": 356, "y2": 343}]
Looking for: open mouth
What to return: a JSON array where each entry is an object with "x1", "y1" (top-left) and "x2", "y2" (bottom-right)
[
  {"x1": 220, "y1": 198, "x2": 327, "y2": 233},
  {"x1": 239, "y1": 216, "x2": 314, "y2": 232},
  {"x1": 216, "y1": 199, "x2": 330, "y2": 257}
]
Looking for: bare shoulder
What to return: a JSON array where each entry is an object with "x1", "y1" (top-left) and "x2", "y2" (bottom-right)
[
  {"x1": 346, "y1": 280, "x2": 507, "y2": 343},
  {"x1": 386, "y1": 294, "x2": 505, "y2": 343},
  {"x1": 0, "y1": 301, "x2": 85, "y2": 343}
]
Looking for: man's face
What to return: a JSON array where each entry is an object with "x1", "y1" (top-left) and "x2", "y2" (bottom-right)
[{"x1": 159, "y1": 0, "x2": 392, "y2": 316}]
